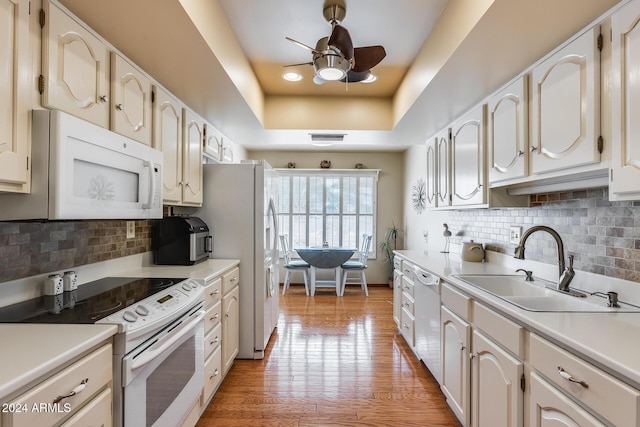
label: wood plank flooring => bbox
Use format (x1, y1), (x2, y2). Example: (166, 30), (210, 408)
(197, 285), (461, 426)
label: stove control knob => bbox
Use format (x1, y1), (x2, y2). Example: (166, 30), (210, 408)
(135, 305), (150, 316)
(123, 310), (138, 323)
(182, 283), (192, 292)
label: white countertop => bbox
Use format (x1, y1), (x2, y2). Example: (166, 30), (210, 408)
(0, 258), (239, 401)
(0, 324), (118, 399)
(395, 249), (640, 389)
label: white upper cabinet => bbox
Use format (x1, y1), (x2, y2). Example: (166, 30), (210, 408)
(110, 53), (152, 145)
(152, 85), (183, 205)
(530, 26), (601, 175)
(41, 0), (110, 128)
(610, 0), (640, 200)
(203, 123), (223, 163)
(0, 0), (31, 193)
(451, 105), (486, 206)
(425, 135), (438, 209)
(182, 107), (204, 206)
(488, 76), (528, 184)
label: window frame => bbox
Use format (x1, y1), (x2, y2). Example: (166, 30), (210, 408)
(275, 168), (380, 259)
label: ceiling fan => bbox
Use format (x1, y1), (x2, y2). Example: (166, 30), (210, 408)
(284, 1), (386, 84)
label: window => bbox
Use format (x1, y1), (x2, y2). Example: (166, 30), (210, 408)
(276, 169), (378, 256)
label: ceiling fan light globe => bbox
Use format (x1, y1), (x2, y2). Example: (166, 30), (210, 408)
(317, 67), (345, 81)
(313, 54), (350, 81)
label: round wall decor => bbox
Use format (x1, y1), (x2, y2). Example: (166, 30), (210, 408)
(411, 178), (426, 214)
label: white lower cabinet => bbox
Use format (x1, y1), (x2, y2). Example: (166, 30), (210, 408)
(400, 270), (416, 352)
(471, 330), (523, 427)
(201, 277), (222, 409)
(440, 305), (471, 426)
(529, 372), (605, 427)
(221, 267), (240, 376)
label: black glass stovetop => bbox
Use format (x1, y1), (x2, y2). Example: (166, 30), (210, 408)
(0, 277), (186, 324)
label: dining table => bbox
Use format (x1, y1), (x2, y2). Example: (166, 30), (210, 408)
(294, 245), (357, 296)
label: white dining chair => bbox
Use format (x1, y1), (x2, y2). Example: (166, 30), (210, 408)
(280, 235), (310, 295)
(340, 234), (373, 296)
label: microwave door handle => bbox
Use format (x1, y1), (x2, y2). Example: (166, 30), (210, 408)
(142, 160), (156, 209)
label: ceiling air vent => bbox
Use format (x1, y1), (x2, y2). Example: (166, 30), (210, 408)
(309, 133), (345, 142)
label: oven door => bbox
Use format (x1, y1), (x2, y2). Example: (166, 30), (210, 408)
(122, 308), (204, 427)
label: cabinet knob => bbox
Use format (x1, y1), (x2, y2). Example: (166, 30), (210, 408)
(115, 103), (123, 111)
(517, 150), (524, 157)
(99, 95), (108, 103)
(530, 146), (538, 152)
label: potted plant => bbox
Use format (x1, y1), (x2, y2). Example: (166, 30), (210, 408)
(379, 222), (403, 287)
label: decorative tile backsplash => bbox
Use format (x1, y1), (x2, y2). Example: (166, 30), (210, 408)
(446, 187), (640, 283)
(0, 220), (152, 283)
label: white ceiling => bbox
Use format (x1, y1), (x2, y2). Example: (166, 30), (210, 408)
(58, 0), (623, 152)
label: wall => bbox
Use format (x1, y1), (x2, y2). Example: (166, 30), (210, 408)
(247, 150), (405, 285)
(0, 220), (152, 284)
(402, 147), (640, 284)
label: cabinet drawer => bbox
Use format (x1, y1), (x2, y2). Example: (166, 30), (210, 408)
(400, 307), (415, 348)
(530, 334), (640, 426)
(204, 322), (222, 358)
(203, 346), (222, 403)
(401, 276), (414, 299)
(204, 300), (222, 333)
(473, 301), (524, 358)
(222, 267), (239, 294)
(401, 292), (415, 316)
(3, 344), (112, 427)
(401, 263), (415, 281)
(204, 278), (222, 306)
(393, 257), (402, 271)
(60, 388), (111, 427)
(441, 282), (471, 320)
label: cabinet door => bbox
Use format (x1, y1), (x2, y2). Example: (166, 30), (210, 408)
(203, 123), (223, 162)
(182, 108), (204, 205)
(441, 306), (471, 426)
(529, 372), (605, 427)
(153, 86), (183, 204)
(611, 0), (640, 199)
(0, 0), (30, 193)
(451, 105), (486, 206)
(435, 128), (451, 207)
(222, 285), (239, 375)
(393, 269), (402, 326)
(222, 138), (234, 163)
(60, 388), (112, 427)
(488, 76), (528, 184)
(425, 136), (438, 208)
(471, 331), (524, 427)
(530, 27), (600, 175)
(42, 0), (110, 128)
(111, 53), (152, 145)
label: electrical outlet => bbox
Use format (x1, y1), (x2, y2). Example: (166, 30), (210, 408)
(126, 221), (135, 239)
(509, 225), (522, 245)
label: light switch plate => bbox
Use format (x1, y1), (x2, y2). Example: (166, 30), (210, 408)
(509, 226), (522, 245)
(126, 221), (135, 239)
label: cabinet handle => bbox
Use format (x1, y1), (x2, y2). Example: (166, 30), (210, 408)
(210, 368), (219, 380)
(517, 150), (524, 157)
(99, 95), (108, 103)
(530, 146), (538, 152)
(403, 323), (409, 329)
(460, 345), (466, 352)
(557, 366), (589, 388)
(53, 378), (89, 404)
(115, 103), (123, 111)
(469, 353), (475, 360)
(210, 337), (219, 345)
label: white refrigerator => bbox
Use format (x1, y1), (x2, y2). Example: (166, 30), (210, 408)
(192, 160), (279, 359)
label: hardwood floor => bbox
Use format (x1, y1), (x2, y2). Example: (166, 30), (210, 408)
(197, 285), (461, 426)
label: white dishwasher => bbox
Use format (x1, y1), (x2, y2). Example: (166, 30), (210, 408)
(413, 265), (442, 385)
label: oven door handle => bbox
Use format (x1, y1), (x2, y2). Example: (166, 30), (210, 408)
(130, 310), (204, 371)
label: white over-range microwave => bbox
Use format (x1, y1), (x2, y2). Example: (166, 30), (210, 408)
(0, 110), (163, 220)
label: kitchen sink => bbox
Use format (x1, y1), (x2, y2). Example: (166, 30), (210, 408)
(453, 274), (640, 312)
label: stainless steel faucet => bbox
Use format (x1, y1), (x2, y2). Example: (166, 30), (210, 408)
(513, 225), (575, 292)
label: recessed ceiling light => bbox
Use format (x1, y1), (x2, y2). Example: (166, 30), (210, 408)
(362, 73), (377, 84)
(283, 72), (302, 82)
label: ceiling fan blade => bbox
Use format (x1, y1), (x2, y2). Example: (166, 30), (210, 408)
(352, 46), (386, 73)
(285, 37), (319, 54)
(328, 25), (354, 60)
(283, 62), (313, 67)
(341, 69), (371, 83)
